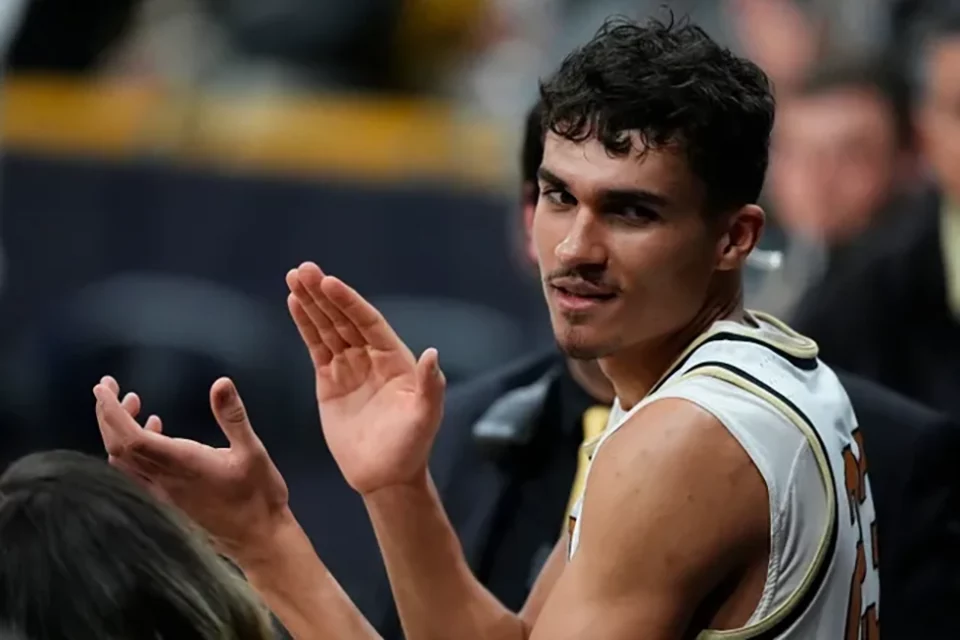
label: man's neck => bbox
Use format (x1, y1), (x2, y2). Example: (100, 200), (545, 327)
(566, 358), (616, 405)
(599, 292), (744, 410)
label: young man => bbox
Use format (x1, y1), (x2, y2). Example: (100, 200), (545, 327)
(94, 16), (879, 640)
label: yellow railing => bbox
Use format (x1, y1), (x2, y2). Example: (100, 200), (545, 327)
(1, 76), (509, 187)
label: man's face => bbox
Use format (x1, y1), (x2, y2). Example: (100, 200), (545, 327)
(920, 37), (960, 203)
(769, 88), (901, 244)
(531, 132), (754, 360)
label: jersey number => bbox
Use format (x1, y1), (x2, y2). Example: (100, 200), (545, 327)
(843, 429), (879, 640)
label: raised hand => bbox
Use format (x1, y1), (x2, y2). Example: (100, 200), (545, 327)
(286, 262), (446, 495)
(93, 375), (290, 561)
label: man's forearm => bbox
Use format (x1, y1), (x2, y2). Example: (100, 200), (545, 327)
(235, 507), (381, 640)
(363, 472), (527, 640)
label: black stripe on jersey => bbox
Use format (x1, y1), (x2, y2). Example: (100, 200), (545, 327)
(684, 361), (839, 640)
(649, 332), (818, 396)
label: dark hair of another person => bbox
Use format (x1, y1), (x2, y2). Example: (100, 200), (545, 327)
(0, 451), (275, 640)
(521, 100), (545, 205)
(538, 14), (776, 214)
(797, 58), (913, 150)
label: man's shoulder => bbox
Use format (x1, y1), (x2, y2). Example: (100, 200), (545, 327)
(597, 396), (766, 499)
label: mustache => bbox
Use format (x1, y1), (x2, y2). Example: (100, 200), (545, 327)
(544, 266), (618, 290)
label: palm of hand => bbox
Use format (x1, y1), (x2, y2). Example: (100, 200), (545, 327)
(287, 264), (445, 495)
(317, 348), (436, 493)
(166, 441), (288, 554)
(94, 376), (290, 558)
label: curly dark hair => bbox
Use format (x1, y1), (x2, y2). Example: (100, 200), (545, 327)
(539, 14), (775, 213)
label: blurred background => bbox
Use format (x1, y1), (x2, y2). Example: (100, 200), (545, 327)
(1, 0), (959, 583)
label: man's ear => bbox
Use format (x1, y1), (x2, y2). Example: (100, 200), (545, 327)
(716, 204), (765, 271)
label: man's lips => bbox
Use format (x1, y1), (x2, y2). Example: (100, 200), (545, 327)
(549, 279), (618, 311)
(548, 277), (617, 298)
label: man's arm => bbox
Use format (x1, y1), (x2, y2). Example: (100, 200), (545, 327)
(234, 508), (382, 640)
(92, 377), (382, 640)
(363, 398), (770, 640)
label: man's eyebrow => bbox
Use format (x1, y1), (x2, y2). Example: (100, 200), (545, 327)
(537, 167), (672, 208)
(536, 167), (567, 188)
(599, 188), (671, 208)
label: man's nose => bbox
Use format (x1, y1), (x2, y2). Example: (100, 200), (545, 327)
(554, 209), (607, 267)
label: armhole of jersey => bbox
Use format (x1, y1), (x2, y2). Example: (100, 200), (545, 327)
(670, 363), (839, 640)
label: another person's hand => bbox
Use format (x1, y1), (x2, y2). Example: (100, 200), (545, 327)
(93, 375), (290, 562)
(286, 262), (446, 495)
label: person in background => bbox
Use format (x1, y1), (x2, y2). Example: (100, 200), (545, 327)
(0, 449), (275, 640)
(771, 58), (916, 252)
(793, 7), (960, 421)
(752, 57), (918, 317)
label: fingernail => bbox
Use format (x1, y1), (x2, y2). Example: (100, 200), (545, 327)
(216, 378), (236, 402)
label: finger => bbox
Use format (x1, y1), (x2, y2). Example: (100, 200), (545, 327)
(287, 268), (349, 354)
(321, 276), (411, 355)
(100, 375), (120, 396)
(94, 383), (136, 451)
(296, 263), (365, 348)
(145, 415), (163, 434)
(415, 347), (446, 410)
(121, 392), (142, 420)
(94, 385), (182, 464)
(209, 377), (260, 451)
(287, 293), (333, 367)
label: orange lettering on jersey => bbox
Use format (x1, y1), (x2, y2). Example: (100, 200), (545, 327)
(863, 604), (880, 640)
(842, 444), (868, 526)
(843, 428), (879, 640)
(845, 540), (866, 640)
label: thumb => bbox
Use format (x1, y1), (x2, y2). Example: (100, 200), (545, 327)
(209, 377), (259, 450)
(415, 348), (446, 409)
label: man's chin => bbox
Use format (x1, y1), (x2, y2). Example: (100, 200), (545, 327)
(555, 332), (614, 361)
(559, 343), (605, 360)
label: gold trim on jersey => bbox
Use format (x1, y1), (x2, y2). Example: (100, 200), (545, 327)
(674, 365), (837, 640)
(579, 311), (818, 458)
(648, 310), (818, 395)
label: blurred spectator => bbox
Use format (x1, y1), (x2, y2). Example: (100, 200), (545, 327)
(8, 0), (140, 73)
(392, 0), (496, 94)
(188, 0), (405, 92)
(752, 58), (917, 316)
(793, 7), (960, 420)
(771, 58), (916, 248)
(13, 0), (465, 94)
(109, 0), (491, 95)
(0, 450), (275, 639)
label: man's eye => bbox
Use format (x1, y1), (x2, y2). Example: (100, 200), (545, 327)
(542, 189), (575, 206)
(617, 205), (658, 221)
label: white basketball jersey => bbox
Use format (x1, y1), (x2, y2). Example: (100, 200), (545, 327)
(568, 311), (880, 639)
